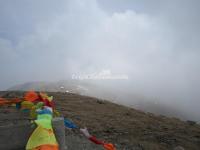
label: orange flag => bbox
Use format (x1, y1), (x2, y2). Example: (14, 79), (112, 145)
(24, 91), (39, 102)
(103, 143), (116, 150)
(0, 98), (21, 106)
(33, 144), (59, 150)
(0, 98), (7, 105)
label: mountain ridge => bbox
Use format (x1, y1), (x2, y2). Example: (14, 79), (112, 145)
(7, 81), (194, 122)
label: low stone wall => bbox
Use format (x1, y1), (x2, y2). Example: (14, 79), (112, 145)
(0, 117), (65, 150)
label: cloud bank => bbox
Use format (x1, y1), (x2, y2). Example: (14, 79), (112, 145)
(0, 0), (200, 120)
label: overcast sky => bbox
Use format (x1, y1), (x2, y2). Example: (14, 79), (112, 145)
(0, 0), (200, 119)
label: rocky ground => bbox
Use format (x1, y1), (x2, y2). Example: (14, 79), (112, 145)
(0, 91), (200, 150)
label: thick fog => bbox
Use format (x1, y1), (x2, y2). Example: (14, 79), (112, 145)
(0, 0), (200, 121)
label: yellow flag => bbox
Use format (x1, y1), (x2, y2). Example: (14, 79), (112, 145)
(26, 125), (58, 150)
